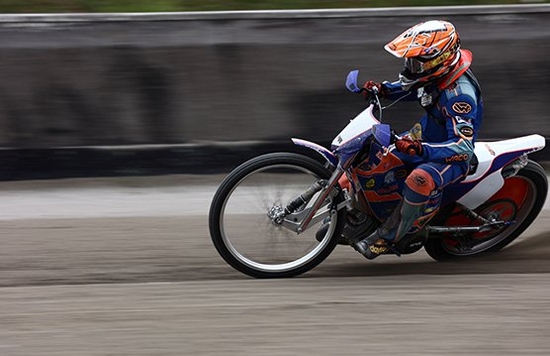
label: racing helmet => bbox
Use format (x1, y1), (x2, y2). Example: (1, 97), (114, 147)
(384, 20), (461, 89)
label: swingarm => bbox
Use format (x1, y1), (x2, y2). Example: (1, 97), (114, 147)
(426, 203), (515, 235)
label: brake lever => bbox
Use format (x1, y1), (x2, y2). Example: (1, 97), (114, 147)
(381, 130), (400, 157)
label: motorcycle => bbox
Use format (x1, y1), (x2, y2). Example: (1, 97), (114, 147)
(209, 70), (548, 278)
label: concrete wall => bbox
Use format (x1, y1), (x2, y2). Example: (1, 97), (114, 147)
(0, 5), (549, 177)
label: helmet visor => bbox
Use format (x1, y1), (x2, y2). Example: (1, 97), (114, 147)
(404, 58), (425, 74)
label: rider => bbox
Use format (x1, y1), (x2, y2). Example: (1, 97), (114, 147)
(353, 20), (483, 259)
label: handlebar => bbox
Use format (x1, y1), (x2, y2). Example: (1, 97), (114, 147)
(360, 87), (384, 121)
(346, 70), (419, 152)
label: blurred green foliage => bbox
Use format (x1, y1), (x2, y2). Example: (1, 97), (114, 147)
(0, 0), (548, 13)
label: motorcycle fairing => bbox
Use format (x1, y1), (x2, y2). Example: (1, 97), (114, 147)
(444, 134), (545, 209)
(353, 148), (407, 221)
(291, 138), (338, 167)
(331, 105), (380, 149)
(292, 105), (382, 169)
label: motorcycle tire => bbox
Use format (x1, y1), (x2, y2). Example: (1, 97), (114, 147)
(209, 152), (346, 278)
(425, 160), (548, 261)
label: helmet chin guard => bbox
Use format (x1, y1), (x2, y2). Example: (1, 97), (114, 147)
(397, 73), (419, 91)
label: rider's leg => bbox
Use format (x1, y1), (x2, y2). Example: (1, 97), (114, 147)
(354, 167), (437, 259)
(354, 162), (469, 259)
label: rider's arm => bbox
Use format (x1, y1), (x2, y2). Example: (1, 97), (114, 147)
(381, 81), (416, 101)
(419, 94), (477, 164)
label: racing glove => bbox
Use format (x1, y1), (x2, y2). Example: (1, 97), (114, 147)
(395, 136), (423, 156)
(362, 80), (387, 100)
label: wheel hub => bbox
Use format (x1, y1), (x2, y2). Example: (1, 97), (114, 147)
(267, 205), (285, 225)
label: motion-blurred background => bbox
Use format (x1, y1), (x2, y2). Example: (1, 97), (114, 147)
(0, 1), (548, 179)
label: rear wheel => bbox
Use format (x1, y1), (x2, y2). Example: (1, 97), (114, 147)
(209, 153), (346, 278)
(425, 160), (548, 261)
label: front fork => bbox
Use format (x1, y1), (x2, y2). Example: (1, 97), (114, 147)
(268, 165), (351, 234)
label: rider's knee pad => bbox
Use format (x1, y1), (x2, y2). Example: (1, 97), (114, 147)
(405, 168), (436, 199)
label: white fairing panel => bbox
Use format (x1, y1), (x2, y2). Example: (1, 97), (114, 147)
(458, 170), (505, 210)
(331, 105), (379, 148)
(458, 134), (545, 209)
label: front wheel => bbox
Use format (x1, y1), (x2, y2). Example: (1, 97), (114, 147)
(209, 152), (346, 278)
(425, 160), (548, 261)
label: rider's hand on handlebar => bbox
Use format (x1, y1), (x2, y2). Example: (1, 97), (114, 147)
(362, 81), (386, 101)
(395, 136), (423, 156)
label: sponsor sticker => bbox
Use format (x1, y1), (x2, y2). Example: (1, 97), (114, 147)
(384, 171), (395, 185)
(445, 153), (470, 163)
(460, 126), (474, 137)
(409, 123), (423, 141)
(395, 169), (408, 179)
(452, 101), (472, 114)
(366, 179), (376, 189)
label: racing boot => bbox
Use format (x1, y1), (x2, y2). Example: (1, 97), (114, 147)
(353, 198), (426, 260)
(353, 230), (389, 259)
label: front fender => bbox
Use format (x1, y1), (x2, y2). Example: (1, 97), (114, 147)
(291, 138), (338, 168)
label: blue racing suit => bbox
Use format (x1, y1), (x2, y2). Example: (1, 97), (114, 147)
(376, 64), (484, 242)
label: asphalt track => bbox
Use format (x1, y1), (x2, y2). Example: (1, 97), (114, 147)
(1, 175), (549, 355)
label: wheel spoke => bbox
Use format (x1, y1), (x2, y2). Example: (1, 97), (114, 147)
(215, 158), (341, 275)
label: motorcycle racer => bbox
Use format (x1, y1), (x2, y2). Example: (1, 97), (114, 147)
(353, 20), (484, 259)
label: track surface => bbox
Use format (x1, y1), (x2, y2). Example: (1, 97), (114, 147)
(1, 175), (549, 355)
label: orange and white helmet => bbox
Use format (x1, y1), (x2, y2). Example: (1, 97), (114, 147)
(384, 20), (461, 89)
